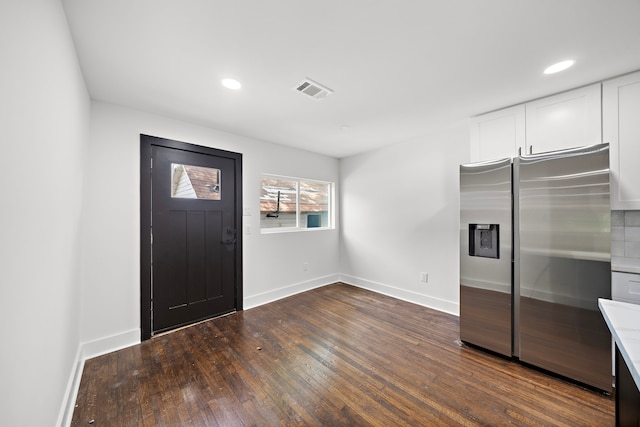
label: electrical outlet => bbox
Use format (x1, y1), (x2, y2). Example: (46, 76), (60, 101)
(420, 272), (429, 283)
(303, 262), (309, 272)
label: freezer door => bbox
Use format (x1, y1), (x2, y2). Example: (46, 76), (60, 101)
(460, 158), (513, 357)
(517, 143), (612, 392)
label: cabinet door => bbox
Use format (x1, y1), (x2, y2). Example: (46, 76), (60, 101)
(525, 83), (602, 154)
(604, 71), (640, 210)
(470, 104), (525, 162)
(612, 272), (640, 303)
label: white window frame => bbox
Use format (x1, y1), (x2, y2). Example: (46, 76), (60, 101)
(259, 174), (335, 233)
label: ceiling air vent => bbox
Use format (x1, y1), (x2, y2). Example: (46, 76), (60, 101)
(294, 78), (333, 100)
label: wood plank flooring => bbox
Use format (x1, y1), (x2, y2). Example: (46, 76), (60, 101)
(71, 283), (614, 426)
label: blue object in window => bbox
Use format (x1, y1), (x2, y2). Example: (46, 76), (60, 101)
(307, 214), (321, 228)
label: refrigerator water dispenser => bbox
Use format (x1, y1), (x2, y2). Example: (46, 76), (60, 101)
(468, 224), (499, 259)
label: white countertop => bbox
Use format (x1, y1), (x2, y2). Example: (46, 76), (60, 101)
(598, 298), (640, 390)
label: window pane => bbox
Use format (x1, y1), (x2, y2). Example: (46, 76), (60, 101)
(171, 164), (221, 200)
(260, 178), (298, 228)
(260, 175), (333, 231)
(300, 180), (330, 228)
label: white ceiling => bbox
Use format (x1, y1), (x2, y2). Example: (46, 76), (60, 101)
(62, 0), (640, 158)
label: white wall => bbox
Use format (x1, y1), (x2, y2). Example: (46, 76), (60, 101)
(80, 101), (341, 348)
(0, 1), (90, 426)
(339, 124), (469, 315)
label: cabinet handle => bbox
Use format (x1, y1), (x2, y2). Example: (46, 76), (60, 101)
(529, 145), (533, 154)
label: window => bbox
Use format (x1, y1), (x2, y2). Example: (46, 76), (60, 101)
(171, 163), (221, 200)
(260, 175), (333, 231)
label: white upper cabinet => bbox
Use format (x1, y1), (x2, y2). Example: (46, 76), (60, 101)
(469, 104), (525, 163)
(525, 83), (602, 154)
(604, 71), (640, 210)
(470, 83), (602, 162)
(469, 72), (640, 210)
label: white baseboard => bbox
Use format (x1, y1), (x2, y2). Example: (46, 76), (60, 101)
(339, 274), (459, 316)
(58, 329), (140, 427)
(56, 346), (84, 427)
(81, 328), (140, 361)
(244, 274), (341, 310)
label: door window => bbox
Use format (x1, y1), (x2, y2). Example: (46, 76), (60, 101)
(171, 163), (221, 200)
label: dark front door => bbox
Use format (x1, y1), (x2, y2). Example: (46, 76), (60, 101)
(140, 135), (242, 339)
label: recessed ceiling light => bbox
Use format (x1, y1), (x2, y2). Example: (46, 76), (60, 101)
(544, 60), (575, 75)
(221, 78), (242, 90)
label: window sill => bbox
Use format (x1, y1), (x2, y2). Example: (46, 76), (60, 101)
(260, 227), (335, 235)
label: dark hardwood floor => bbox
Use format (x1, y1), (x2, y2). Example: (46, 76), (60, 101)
(72, 283), (614, 426)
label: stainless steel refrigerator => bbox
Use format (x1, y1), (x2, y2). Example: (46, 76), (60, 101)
(460, 143), (612, 392)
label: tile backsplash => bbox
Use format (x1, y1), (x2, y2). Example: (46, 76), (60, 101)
(611, 210), (640, 270)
